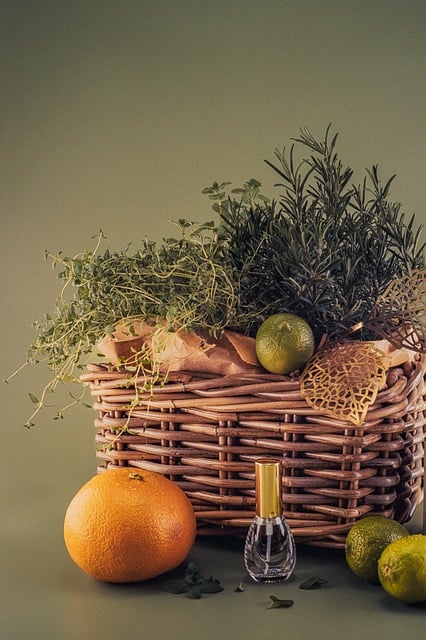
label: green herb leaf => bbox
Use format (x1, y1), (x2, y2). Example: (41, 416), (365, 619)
(200, 578), (224, 594)
(163, 580), (189, 595)
(234, 582), (245, 592)
(163, 562), (223, 599)
(188, 585), (203, 599)
(184, 561), (204, 585)
(299, 576), (328, 590)
(267, 595), (294, 609)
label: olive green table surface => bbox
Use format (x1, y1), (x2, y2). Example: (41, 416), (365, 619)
(1, 485), (424, 640)
(1, 394), (424, 640)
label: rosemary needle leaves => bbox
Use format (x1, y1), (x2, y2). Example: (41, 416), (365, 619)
(216, 126), (424, 342)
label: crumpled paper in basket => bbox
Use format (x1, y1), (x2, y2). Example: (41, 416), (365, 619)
(98, 319), (263, 375)
(371, 339), (426, 370)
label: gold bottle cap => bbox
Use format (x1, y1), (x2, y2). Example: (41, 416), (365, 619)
(255, 458), (282, 518)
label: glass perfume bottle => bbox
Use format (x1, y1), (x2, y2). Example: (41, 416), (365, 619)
(244, 458), (296, 583)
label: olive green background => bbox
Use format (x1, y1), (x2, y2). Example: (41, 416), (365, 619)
(1, 2), (425, 639)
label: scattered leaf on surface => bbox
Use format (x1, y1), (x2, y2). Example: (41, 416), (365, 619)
(267, 595), (294, 609)
(163, 580), (189, 595)
(299, 576), (328, 590)
(163, 562), (223, 599)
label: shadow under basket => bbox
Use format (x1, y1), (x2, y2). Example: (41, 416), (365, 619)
(80, 358), (426, 549)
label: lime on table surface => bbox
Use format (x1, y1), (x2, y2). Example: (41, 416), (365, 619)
(345, 515), (409, 583)
(378, 534), (426, 604)
(255, 312), (315, 375)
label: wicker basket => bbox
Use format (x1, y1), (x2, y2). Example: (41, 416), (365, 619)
(81, 356), (426, 548)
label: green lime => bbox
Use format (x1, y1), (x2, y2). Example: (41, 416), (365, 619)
(345, 515), (409, 583)
(378, 534), (426, 604)
(255, 312), (315, 375)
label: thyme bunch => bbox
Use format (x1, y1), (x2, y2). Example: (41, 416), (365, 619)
(34, 220), (237, 366)
(9, 221), (237, 426)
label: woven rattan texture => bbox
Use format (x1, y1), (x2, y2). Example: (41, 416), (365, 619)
(81, 358), (426, 548)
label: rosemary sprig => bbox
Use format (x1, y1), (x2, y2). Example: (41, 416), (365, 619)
(216, 125), (425, 341)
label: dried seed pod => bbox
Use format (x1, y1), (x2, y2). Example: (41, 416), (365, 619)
(300, 341), (389, 426)
(364, 269), (426, 354)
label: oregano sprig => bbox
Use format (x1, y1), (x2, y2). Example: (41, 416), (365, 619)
(163, 561), (224, 599)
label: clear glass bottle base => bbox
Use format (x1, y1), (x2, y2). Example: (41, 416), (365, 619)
(246, 570), (289, 584)
(244, 515), (296, 583)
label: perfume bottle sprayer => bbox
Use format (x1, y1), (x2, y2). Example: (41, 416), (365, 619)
(244, 458), (296, 583)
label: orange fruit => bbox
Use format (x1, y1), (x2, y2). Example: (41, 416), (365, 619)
(255, 312), (315, 374)
(63, 467), (197, 583)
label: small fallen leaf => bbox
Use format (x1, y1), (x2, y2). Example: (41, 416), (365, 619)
(299, 576), (328, 590)
(163, 562), (224, 599)
(267, 595), (294, 609)
(163, 580), (189, 595)
(199, 578), (224, 594)
(188, 585), (203, 599)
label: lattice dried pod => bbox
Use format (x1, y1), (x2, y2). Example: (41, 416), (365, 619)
(300, 341), (390, 426)
(363, 268), (426, 354)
